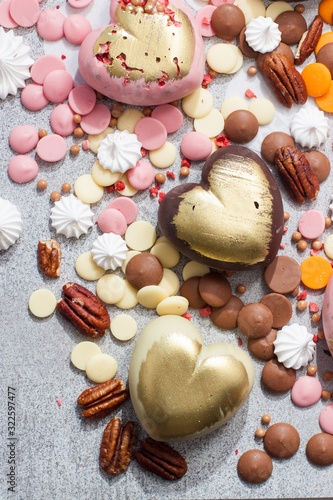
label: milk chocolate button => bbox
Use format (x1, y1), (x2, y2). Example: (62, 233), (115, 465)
(211, 4), (245, 40)
(264, 256), (301, 294)
(262, 359), (296, 393)
(198, 272), (232, 308)
(248, 328), (277, 361)
(275, 11), (307, 45)
(306, 433), (333, 466)
(125, 253), (163, 290)
(257, 42), (294, 72)
(180, 276), (207, 309)
(260, 293), (292, 329)
(316, 43), (333, 79)
(304, 151), (330, 183)
(210, 295), (244, 330)
(261, 131), (295, 164)
(237, 303), (273, 339)
(224, 110), (259, 144)
(264, 423), (300, 459)
(239, 26), (259, 59)
(237, 449), (273, 484)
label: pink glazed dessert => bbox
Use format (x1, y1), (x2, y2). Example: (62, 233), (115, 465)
(322, 274), (333, 356)
(78, 0), (205, 106)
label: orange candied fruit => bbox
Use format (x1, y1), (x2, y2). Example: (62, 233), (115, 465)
(316, 81), (333, 113)
(315, 31), (333, 55)
(319, 0), (333, 25)
(301, 63), (331, 97)
(300, 255), (332, 289)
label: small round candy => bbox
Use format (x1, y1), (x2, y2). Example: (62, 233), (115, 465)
(28, 289), (57, 318)
(62, 182), (71, 193)
(43, 70), (74, 103)
(70, 145), (80, 155)
(9, 125), (39, 153)
(237, 450), (272, 484)
(37, 134), (67, 162)
(71, 341), (102, 370)
(181, 132), (212, 161)
(38, 129), (48, 139)
(180, 166), (190, 177)
(126, 253), (163, 290)
(297, 299), (308, 311)
(86, 354), (118, 383)
(291, 375), (322, 407)
(262, 414), (271, 424)
(301, 256), (332, 289)
(224, 110), (258, 143)
(37, 179), (47, 190)
(63, 14), (92, 45)
(292, 231), (302, 241)
(264, 423), (300, 459)
(255, 428), (266, 438)
(298, 240), (307, 251)
(298, 210), (325, 240)
(50, 191), (61, 202)
(97, 208), (127, 236)
(8, 155), (39, 183)
(155, 173), (166, 183)
(307, 365), (318, 376)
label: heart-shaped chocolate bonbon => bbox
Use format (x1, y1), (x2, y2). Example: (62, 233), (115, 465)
(129, 315), (254, 441)
(158, 145), (284, 270)
(78, 0), (204, 106)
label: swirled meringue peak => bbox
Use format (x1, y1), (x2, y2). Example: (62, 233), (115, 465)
(97, 130), (142, 174)
(50, 194), (94, 239)
(290, 106), (329, 149)
(0, 28), (34, 100)
(245, 16), (281, 53)
(273, 323), (315, 370)
(91, 233), (128, 270)
(0, 198), (23, 250)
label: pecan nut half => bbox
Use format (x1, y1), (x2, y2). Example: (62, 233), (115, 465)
(77, 378), (129, 420)
(38, 239), (61, 277)
(100, 417), (137, 475)
(57, 282), (110, 338)
(295, 15), (323, 65)
(263, 54), (307, 108)
(134, 438), (187, 481)
(275, 146), (319, 203)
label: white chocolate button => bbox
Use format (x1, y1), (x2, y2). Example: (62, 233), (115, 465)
(149, 141), (177, 169)
(206, 44), (238, 74)
(96, 274), (126, 304)
(86, 353), (118, 383)
(182, 88), (214, 119)
(74, 174), (104, 204)
(28, 289), (57, 318)
(194, 108), (224, 138)
(182, 260), (210, 281)
(210, 138), (218, 155)
(324, 234), (333, 259)
(226, 48), (243, 74)
(75, 251), (105, 281)
(266, 1), (293, 21)
(248, 98), (275, 125)
(121, 250), (141, 273)
(234, 0), (266, 24)
(117, 109), (144, 134)
(156, 296), (189, 316)
(117, 172), (139, 197)
(115, 280), (138, 309)
(125, 221), (156, 251)
(71, 341), (102, 370)
(159, 268), (180, 296)
(220, 96), (248, 119)
(137, 285), (169, 308)
(151, 241), (180, 268)
(88, 127), (114, 154)
(110, 313), (137, 341)
(91, 160), (122, 187)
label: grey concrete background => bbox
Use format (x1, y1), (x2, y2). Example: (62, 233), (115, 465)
(0, 0), (332, 498)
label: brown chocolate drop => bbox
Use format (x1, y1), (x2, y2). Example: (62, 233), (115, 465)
(248, 328), (277, 361)
(262, 359), (296, 393)
(275, 11), (307, 45)
(126, 253), (163, 290)
(260, 293), (292, 329)
(210, 295), (244, 330)
(224, 110), (259, 144)
(239, 26), (259, 58)
(237, 303), (273, 339)
(211, 4), (245, 39)
(304, 151), (330, 183)
(264, 423), (300, 459)
(257, 42), (294, 72)
(264, 256), (301, 294)
(237, 449), (273, 484)
(261, 132), (295, 164)
(316, 43), (333, 78)
(306, 433), (333, 466)
(198, 272), (232, 308)
(180, 276), (207, 309)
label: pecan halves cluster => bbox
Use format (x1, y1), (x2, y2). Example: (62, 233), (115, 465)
(263, 54), (307, 108)
(77, 379), (129, 420)
(134, 438), (187, 481)
(38, 239), (61, 277)
(295, 15), (323, 65)
(275, 146), (319, 203)
(57, 282), (110, 338)
(100, 417), (137, 475)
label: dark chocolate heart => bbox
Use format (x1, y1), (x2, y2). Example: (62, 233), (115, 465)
(158, 145), (284, 271)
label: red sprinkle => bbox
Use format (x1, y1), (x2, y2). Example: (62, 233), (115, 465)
(150, 187), (158, 197)
(280, 243), (285, 249)
(56, 5), (60, 8)
(106, 185), (116, 193)
(56, 398), (62, 407)
(235, 449), (239, 455)
(313, 335), (319, 343)
(61, 55), (66, 60)
(245, 89), (257, 98)
(200, 306), (211, 316)
(115, 181), (125, 191)
(297, 290), (307, 300)
(183, 313), (192, 320)
(238, 338), (243, 346)
(158, 192), (166, 203)
(155, 183), (161, 190)
(309, 302), (319, 313)
(141, 147), (147, 157)
(181, 158), (191, 168)
(167, 171), (175, 179)
(215, 134), (230, 148)
(283, 226), (288, 234)
(202, 74), (213, 89)
(310, 249), (319, 256)
(202, 16), (211, 24)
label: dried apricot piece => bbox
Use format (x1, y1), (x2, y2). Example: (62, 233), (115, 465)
(301, 256), (332, 289)
(301, 63), (331, 97)
(316, 81), (333, 112)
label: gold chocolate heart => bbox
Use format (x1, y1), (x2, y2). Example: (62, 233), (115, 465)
(129, 316), (254, 441)
(158, 145), (284, 270)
